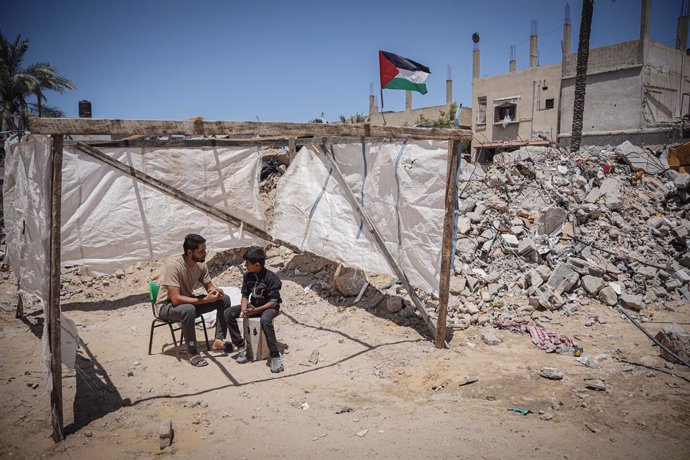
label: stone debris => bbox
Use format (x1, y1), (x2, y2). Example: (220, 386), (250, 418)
(333, 264), (368, 297)
(159, 418), (173, 450)
(654, 324), (690, 364)
(425, 141), (689, 330)
(539, 367), (564, 380)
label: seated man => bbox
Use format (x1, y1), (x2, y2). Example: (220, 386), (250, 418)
(154, 234), (236, 367)
(225, 246), (284, 373)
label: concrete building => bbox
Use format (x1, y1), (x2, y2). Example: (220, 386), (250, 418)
(471, 1), (690, 161)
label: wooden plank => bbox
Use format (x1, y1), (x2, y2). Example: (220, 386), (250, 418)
(316, 143), (439, 341)
(29, 117), (471, 141)
(72, 142), (273, 242)
(435, 140), (459, 349)
(69, 136), (455, 150)
(49, 135), (64, 442)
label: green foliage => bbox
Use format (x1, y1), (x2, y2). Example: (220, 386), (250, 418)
(415, 103), (458, 128)
(338, 113), (367, 124)
(0, 32), (75, 132)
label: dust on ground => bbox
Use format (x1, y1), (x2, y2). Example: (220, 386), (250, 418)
(0, 245), (689, 459)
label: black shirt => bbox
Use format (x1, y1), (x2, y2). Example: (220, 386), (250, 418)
(242, 268), (282, 308)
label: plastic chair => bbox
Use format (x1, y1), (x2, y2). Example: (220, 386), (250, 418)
(148, 281), (210, 355)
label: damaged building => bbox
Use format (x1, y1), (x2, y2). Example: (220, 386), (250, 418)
(471, 0), (690, 162)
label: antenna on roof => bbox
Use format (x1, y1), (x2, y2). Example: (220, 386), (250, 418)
(510, 45), (516, 61)
(369, 82), (374, 96)
(683, 0), (690, 16)
(447, 65), (452, 80)
(531, 19), (538, 36)
(565, 2), (571, 25)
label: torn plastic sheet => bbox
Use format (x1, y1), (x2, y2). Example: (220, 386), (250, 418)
(273, 141), (448, 294)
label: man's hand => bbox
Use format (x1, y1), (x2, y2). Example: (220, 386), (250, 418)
(204, 289), (222, 303)
(241, 306), (254, 318)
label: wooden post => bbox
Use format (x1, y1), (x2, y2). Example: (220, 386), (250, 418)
(288, 137), (297, 164)
(435, 140), (459, 348)
(317, 143), (440, 341)
(49, 135), (64, 442)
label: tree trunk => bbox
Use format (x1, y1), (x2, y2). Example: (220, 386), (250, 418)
(570, 0), (594, 153)
(36, 92), (42, 117)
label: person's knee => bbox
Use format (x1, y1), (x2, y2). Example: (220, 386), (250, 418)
(228, 305), (242, 318)
(221, 293), (232, 307)
(179, 304), (196, 321)
(260, 314), (274, 328)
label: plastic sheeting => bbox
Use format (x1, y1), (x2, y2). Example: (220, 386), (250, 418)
(3, 135), (54, 388)
(60, 142), (267, 274)
(3, 135), (268, 381)
(273, 141), (449, 294)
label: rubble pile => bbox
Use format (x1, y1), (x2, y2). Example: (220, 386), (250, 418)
(435, 143), (690, 330)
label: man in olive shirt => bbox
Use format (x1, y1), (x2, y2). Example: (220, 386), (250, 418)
(155, 234), (235, 367)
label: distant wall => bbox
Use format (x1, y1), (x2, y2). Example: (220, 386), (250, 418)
(563, 40), (641, 77)
(560, 66), (642, 135)
(368, 104), (472, 128)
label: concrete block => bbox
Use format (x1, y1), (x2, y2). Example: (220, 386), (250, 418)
(243, 317), (271, 361)
(159, 418), (173, 450)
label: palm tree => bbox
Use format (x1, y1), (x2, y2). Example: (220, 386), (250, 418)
(569, 0), (594, 152)
(0, 31), (75, 133)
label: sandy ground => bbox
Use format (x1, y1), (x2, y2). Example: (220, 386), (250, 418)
(0, 245), (689, 460)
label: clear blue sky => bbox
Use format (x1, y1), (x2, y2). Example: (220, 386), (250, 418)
(2, 0), (683, 122)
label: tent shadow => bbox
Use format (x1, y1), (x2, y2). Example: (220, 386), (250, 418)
(64, 340), (131, 436)
(275, 252), (432, 340)
(62, 293), (149, 312)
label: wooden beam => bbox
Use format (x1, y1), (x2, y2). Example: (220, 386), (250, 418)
(72, 142), (273, 242)
(29, 117), (471, 141)
(69, 136), (456, 150)
(435, 140), (459, 349)
(316, 143), (439, 341)
(49, 135), (64, 442)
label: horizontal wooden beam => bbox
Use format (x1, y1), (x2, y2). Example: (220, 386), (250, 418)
(66, 135), (460, 150)
(29, 117), (470, 141)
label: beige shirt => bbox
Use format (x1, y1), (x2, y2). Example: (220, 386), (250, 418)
(154, 255), (212, 315)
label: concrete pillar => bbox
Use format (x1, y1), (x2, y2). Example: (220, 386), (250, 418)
(369, 94), (378, 115)
(446, 80), (453, 105)
(530, 35), (538, 68)
(405, 90), (412, 112)
(677, 15), (689, 50)
(509, 59), (516, 72)
(472, 48), (480, 80)
(640, 0), (650, 41)
(563, 22), (571, 56)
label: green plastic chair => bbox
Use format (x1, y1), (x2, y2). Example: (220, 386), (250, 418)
(147, 281), (210, 355)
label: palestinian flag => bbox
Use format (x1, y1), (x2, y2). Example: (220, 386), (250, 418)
(379, 50), (430, 95)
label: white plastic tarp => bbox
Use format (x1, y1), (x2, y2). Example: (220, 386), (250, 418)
(3, 135), (268, 378)
(273, 141), (449, 294)
(60, 142), (266, 273)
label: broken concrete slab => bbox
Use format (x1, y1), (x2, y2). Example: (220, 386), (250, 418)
(333, 264), (368, 297)
(537, 207), (568, 236)
(654, 324), (690, 364)
(582, 275), (604, 295)
(598, 286), (618, 306)
(600, 178), (623, 211)
(620, 293), (644, 311)
(615, 140), (667, 174)
(547, 263), (580, 294)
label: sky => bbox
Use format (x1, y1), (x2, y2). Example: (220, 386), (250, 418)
(2, 0), (684, 123)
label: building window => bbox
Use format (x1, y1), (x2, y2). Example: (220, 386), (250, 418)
(476, 96), (486, 125)
(545, 98), (554, 110)
(494, 97), (519, 124)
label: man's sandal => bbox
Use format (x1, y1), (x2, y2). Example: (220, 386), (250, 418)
(190, 355), (208, 367)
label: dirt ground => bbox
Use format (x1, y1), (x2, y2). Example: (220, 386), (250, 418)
(0, 244), (689, 460)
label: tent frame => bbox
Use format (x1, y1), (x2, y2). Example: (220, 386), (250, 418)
(27, 116), (469, 441)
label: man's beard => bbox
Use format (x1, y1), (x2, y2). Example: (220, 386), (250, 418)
(192, 254), (206, 262)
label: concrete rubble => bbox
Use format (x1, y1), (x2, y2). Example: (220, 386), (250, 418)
(424, 142), (689, 333)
